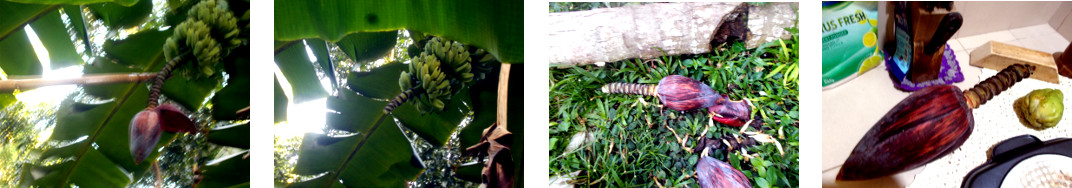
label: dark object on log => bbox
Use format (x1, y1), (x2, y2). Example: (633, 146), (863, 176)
(838, 64), (1035, 181)
(696, 156), (752, 188)
(711, 3), (750, 49)
(601, 75), (752, 127)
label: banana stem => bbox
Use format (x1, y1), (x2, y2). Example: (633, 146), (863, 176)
(0, 73), (157, 92)
(147, 53), (190, 109)
(963, 64), (1035, 109)
(384, 88), (422, 113)
(601, 83), (658, 96)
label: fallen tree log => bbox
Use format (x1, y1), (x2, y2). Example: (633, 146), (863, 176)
(548, 2), (797, 67)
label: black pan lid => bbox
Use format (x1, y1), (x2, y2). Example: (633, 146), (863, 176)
(962, 135), (1072, 188)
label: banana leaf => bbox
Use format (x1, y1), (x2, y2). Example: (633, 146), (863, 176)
(197, 150), (250, 187)
(274, 0), (523, 63)
(289, 89), (425, 187)
(275, 43), (327, 103)
(12, 0), (251, 184)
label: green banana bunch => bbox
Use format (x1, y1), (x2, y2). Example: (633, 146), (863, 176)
(188, 0), (241, 49)
(161, 0), (241, 80)
(425, 37), (474, 84)
(1015, 88), (1064, 130)
(399, 52), (450, 113)
(164, 20), (222, 79)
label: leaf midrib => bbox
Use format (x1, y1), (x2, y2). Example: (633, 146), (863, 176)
(321, 111), (390, 187)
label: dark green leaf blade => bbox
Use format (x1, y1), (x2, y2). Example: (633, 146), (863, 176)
(162, 75), (220, 110)
(208, 123), (249, 149)
(325, 89), (386, 132)
(213, 45), (250, 120)
(86, 0), (152, 29)
(275, 43), (327, 103)
(197, 150), (250, 187)
(0, 1), (54, 40)
(0, 28), (43, 76)
(85, 28), (167, 99)
(345, 62), (404, 100)
(211, 76), (249, 120)
(391, 88), (469, 147)
(335, 31), (397, 64)
(304, 38), (336, 89)
(291, 92), (424, 187)
(274, 76), (288, 123)
(29, 9), (84, 68)
(7, 0), (139, 6)
(101, 29), (169, 67)
(273, 0), (523, 63)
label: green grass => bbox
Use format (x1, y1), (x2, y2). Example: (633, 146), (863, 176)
(548, 28), (799, 188)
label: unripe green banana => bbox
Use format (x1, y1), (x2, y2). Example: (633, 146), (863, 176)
(160, 0), (244, 81)
(431, 99), (445, 111)
(398, 71), (412, 90)
(396, 53), (454, 114)
(188, 0), (241, 50)
(424, 37), (474, 84)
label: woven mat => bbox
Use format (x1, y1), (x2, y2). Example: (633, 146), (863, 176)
(910, 69), (1072, 187)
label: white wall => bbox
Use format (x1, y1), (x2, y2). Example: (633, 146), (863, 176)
(1050, 2), (1072, 40)
(955, 1), (1061, 38)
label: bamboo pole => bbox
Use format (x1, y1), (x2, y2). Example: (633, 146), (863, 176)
(0, 73), (157, 92)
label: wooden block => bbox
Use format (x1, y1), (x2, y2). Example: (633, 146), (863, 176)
(969, 41), (1060, 84)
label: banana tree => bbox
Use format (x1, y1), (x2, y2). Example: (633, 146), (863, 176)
(0, 0), (249, 186)
(274, 0), (523, 187)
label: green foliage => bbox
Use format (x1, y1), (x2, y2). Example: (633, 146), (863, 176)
(549, 28), (799, 187)
(336, 31), (398, 64)
(0, 0), (250, 186)
(276, 13), (518, 187)
(274, 0), (523, 63)
(29, 10), (84, 68)
(87, 0), (152, 29)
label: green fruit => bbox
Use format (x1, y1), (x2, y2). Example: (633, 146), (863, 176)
(398, 52), (452, 114)
(165, 20), (222, 79)
(425, 37), (473, 84)
(188, 0), (241, 49)
(398, 71), (412, 89)
(1015, 88), (1064, 130)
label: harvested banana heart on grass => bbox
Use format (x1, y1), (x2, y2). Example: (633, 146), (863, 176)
(601, 75), (753, 127)
(838, 64), (1035, 181)
(696, 156), (752, 188)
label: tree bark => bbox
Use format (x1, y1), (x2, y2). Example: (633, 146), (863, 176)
(548, 2), (798, 67)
